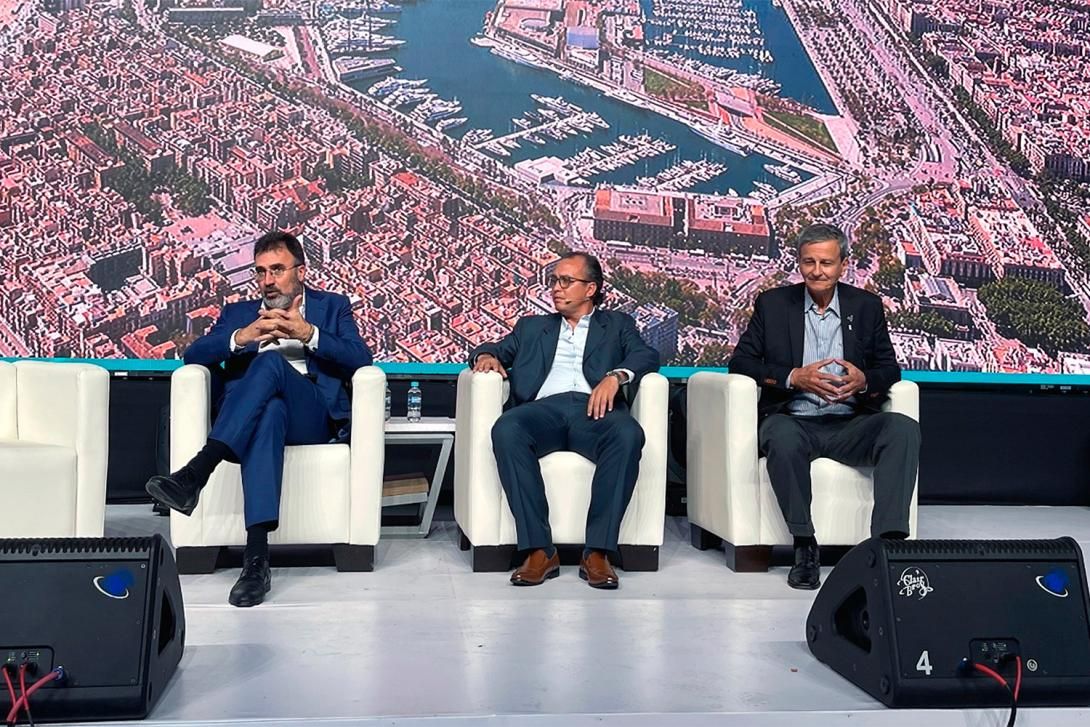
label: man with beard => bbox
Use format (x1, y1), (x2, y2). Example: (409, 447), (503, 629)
(470, 252), (659, 589)
(146, 231), (373, 606)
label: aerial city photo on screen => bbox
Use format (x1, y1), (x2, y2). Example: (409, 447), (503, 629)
(1, 0), (1089, 372)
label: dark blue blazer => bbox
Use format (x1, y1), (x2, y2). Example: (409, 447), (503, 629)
(469, 309), (660, 407)
(728, 282), (901, 418)
(184, 287), (373, 421)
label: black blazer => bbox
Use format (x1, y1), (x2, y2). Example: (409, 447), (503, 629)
(468, 309), (660, 408)
(184, 286), (373, 422)
(728, 282), (901, 418)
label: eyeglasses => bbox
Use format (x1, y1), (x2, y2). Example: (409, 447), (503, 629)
(546, 274), (592, 289)
(253, 264), (302, 280)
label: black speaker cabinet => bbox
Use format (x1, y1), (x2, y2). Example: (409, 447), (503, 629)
(807, 537), (1090, 708)
(0, 535), (185, 722)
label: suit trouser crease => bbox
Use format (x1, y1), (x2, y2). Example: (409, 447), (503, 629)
(758, 412), (920, 538)
(208, 353), (333, 528)
(491, 393), (644, 553)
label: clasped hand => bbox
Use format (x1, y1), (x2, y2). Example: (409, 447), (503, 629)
(790, 358), (866, 402)
(236, 295), (313, 347)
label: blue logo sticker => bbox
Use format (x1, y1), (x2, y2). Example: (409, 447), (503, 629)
(92, 569), (134, 600)
(1036, 568), (1070, 598)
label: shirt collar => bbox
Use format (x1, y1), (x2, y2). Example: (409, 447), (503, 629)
(803, 287), (840, 317)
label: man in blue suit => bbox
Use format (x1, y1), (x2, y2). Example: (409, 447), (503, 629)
(146, 231), (373, 607)
(470, 252), (659, 589)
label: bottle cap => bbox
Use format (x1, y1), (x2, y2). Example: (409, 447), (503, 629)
(411, 381), (419, 387)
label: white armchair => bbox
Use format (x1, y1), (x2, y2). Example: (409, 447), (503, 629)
(0, 361), (109, 538)
(167, 363), (386, 573)
(454, 369), (669, 571)
(686, 372), (919, 571)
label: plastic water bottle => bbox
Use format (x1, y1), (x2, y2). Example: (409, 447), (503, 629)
(406, 381), (422, 423)
(384, 384), (391, 421)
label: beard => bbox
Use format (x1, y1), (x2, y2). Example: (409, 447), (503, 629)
(265, 292), (294, 310)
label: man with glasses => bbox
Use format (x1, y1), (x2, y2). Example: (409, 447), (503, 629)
(470, 252), (659, 589)
(146, 231), (372, 607)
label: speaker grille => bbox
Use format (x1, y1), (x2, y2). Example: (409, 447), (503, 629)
(0, 536), (159, 557)
(883, 537), (1079, 559)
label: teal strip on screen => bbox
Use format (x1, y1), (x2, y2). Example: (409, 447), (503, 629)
(4, 357), (1090, 385)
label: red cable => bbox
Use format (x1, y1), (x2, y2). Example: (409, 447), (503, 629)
(18, 666), (31, 727)
(1014, 655), (1023, 702)
(3, 670), (60, 725)
(2, 669), (16, 726)
(972, 661), (1009, 690)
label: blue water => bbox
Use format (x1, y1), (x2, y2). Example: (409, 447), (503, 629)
(350, 0), (835, 195)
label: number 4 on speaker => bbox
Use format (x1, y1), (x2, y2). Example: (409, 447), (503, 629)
(916, 650), (933, 676)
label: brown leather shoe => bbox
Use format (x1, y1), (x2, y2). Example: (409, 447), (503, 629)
(510, 549), (560, 586)
(579, 551), (619, 589)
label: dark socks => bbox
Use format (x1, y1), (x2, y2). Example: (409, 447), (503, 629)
(880, 531), (908, 540)
(187, 439), (232, 481)
(582, 547), (607, 560)
(245, 523), (272, 561)
(793, 535), (817, 549)
(542, 546), (557, 559)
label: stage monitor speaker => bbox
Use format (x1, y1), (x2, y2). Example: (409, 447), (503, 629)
(0, 535), (185, 722)
(807, 537), (1090, 708)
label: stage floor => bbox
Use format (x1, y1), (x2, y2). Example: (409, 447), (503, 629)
(87, 505), (1090, 727)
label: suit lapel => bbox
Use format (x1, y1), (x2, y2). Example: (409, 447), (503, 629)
(539, 314), (561, 371)
(303, 286), (325, 376)
(583, 312), (608, 365)
(788, 285), (805, 367)
(837, 284), (858, 364)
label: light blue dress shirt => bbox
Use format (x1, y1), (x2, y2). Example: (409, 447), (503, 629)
(788, 288), (855, 417)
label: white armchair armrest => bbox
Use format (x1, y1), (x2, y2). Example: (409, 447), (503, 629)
(620, 372), (669, 545)
(12, 361), (110, 536)
(453, 369), (509, 546)
(349, 365), (386, 545)
(686, 372), (762, 545)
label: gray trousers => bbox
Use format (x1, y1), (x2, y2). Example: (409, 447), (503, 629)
(758, 412), (921, 539)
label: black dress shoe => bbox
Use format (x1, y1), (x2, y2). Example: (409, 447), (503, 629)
(145, 465), (206, 516)
(228, 556), (271, 608)
(788, 542), (821, 590)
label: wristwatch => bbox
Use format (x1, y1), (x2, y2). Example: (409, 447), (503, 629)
(607, 370), (630, 385)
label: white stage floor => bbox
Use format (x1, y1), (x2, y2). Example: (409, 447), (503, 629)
(87, 505), (1090, 727)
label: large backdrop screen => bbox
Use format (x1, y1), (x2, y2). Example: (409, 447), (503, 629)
(1, 0), (1088, 375)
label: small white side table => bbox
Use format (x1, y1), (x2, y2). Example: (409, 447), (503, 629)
(382, 416), (455, 538)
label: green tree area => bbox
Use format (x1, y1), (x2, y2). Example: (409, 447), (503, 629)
(82, 122), (212, 226)
(1038, 173), (1090, 273)
(312, 163), (369, 194)
(872, 256), (905, 298)
(677, 340), (733, 367)
(950, 87), (1031, 176)
(763, 109), (837, 153)
(888, 310), (956, 338)
(978, 277), (1090, 357)
(642, 67), (707, 111)
(609, 264), (722, 328)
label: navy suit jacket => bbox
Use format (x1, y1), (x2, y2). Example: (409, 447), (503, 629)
(468, 309), (660, 408)
(728, 282), (901, 418)
(184, 286), (373, 422)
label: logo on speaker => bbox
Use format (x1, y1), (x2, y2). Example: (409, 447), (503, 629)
(92, 569), (134, 600)
(1035, 569), (1070, 598)
(897, 567), (934, 600)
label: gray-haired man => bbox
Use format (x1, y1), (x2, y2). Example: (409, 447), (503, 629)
(728, 224), (920, 590)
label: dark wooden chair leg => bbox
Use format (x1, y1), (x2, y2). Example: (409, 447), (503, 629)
(458, 527), (471, 552)
(724, 543), (772, 573)
(618, 545), (659, 572)
(690, 524), (723, 551)
(332, 544), (374, 572)
(175, 546), (224, 575)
